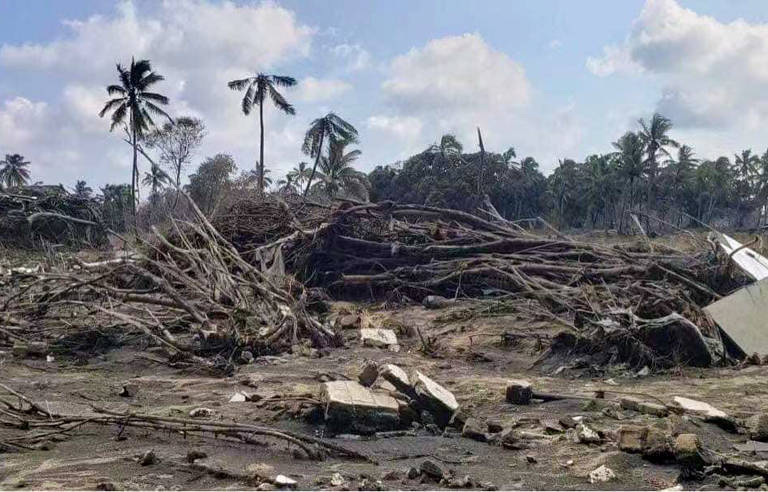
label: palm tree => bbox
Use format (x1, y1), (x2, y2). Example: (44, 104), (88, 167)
(0, 154), (31, 189)
(74, 180), (93, 198)
(302, 113), (358, 197)
(227, 73), (297, 192)
(287, 161), (311, 189)
(99, 58), (171, 217)
(734, 149), (759, 184)
(613, 131), (645, 230)
(311, 138), (369, 200)
(141, 163), (170, 196)
(637, 113), (679, 212)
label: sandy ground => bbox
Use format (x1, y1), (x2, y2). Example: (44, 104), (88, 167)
(2, 299), (768, 491)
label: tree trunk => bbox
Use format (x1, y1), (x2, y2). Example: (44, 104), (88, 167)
(131, 123), (138, 219)
(303, 132), (324, 198)
(259, 101), (265, 193)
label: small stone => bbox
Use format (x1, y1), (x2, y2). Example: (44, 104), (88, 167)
(229, 391), (247, 402)
(526, 455), (537, 464)
(637, 366), (650, 377)
(462, 417), (488, 442)
(448, 475), (472, 489)
(273, 474), (297, 488)
(588, 465), (616, 483)
(576, 423), (601, 444)
(95, 481), (117, 491)
(139, 450), (157, 466)
(750, 413), (768, 442)
(291, 448), (309, 460)
(499, 428), (519, 449)
(189, 407), (213, 418)
(505, 380), (533, 405)
(422, 295), (454, 309)
(381, 470), (402, 481)
(419, 460), (445, 480)
(478, 481), (498, 491)
(359, 361), (379, 387)
(330, 472), (346, 487)
(618, 425), (648, 453)
(406, 467), (420, 479)
(247, 463), (275, 478)
(239, 350), (254, 364)
(559, 416), (577, 429)
(257, 484), (277, 491)
(186, 450), (207, 463)
(118, 383), (138, 398)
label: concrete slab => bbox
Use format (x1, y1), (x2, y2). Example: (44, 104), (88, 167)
(673, 396), (727, 418)
(413, 371), (459, 425)
(320, 381), (400, 433)
(360, 328), (399, 350)
(380, 364), (411, 392)
(705, 277), (768, 356)
(715, 234), (768, 281)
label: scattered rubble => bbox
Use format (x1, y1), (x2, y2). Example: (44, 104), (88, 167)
(588, 465), (615, 483)
(360, 328), (399, 351)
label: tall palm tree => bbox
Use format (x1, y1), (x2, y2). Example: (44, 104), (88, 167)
(141, 163), (170, 197)
(74, 180), (93, 198)
(734, 149), (759, 184)
(311, 138), (369, 200)
(613, 131), (645, 229)
(99, 58), (171, 216)
(0, 154), (31, 189)
(637, 113), (679, 212)
(302, 113), (358, 197)
(287, 161), (311, 189)
(227, 73), (296, 192)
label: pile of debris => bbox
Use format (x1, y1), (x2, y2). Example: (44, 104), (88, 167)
(0, 186), (106, 248)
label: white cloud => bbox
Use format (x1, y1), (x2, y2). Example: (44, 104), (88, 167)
(0, 0), (316, 186)
(587, 0), (768, 129)
(367, 115), (423, 139)
(548, 39), (562, 49)
(295, 77), (352, 102)
(332, 43), (371, 71)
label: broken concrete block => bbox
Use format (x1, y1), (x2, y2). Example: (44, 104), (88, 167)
(643, 427), (674, 462)
(360, 328), (399, 350)
(358, 361), (379, 387)
(505, 379), (533, 405)
(380, 364), (412, 394)
(273, 474), (296, 489)
(674, 434), (709, 470)
(673, 396), (727, 418)
(575, 423), (601, 444)
(461, 417), (487, 442)
(373, 379), (397, 393)
(749, 413), (768, 442)
(619, 397), (669, 417)
(498, 428), (519, 449)
(618, 425), (648, 453)
(412, 371), (459, 426)
(419, 459), (445, 480)
(588, 465), (615, 483)
(320, 381), (400, 434)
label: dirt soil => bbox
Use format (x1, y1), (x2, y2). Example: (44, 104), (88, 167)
(2, 297), (768, 490)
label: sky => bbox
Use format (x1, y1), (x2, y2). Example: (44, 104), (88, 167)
(2, 0), (768, 190)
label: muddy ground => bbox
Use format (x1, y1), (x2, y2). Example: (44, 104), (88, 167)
(2, 289), (768, 491)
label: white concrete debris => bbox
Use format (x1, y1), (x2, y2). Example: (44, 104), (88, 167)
(273, 474), (296, 487)
(588, 465), (616, 483)
(229, 391), (248, 402)
(321, 380), (400, 431)
(705, 277), (768, 356)
(380, 363), (411, 392)
(714, 233), (768, 281)
(673, 396), (727, 418)
(413, 371), (459, 424)
(360, 328), (399, 351)
(576, 423), (601, 444)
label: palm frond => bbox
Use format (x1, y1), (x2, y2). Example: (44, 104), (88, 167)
(107, 84), (126, 95)
(139, 91), (169, 105)
(138, 72), (164, 89)
(270, 75), (297, 87)
(228, 77), (253, 91)
(268, 85), (295, 115)
(99, 97), (127, 118)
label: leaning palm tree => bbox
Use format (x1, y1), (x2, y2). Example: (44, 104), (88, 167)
(227, 73), (296, 192)
(302, 113), (358, 197)
(99, 57), (171, 217)
(141, 163), (170, 197)
(74, 180), (93, 198)
(311, 138), (368, 200)
(0, 154), (31, 189)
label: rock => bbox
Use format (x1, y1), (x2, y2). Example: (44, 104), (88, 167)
(588, 465), (616, 483)
(46, 355), (55, 363)
(359, 361), (379, 387)
(419, 460), (445, 480)
(381, 470), (402, 481)
(337, 314), (359, 330)
(559, 415), (577, 429)
(576, 423), (601, 444)
(189, 407), (213, 418)
(618, 425), (648, 453)
(637, 366), (650, 377)
(229, 391), (248, 402)
(95, 481), (117, 491)
(291, 448), (308, 460)
(406, 467), (420, 479)
(478, 481), (498, 491)
(505, 380), (533, 405)
(448, 408), (469, 429)
(422, 295), (454, 309)
(239, 350), (254, 364)
(380, 364), (412, 394)
(526, 455), (537, 464)
(320, 380), (400, 433)
(486, 420), (504, 433)
(273, 474), (297, 488)
(412, 371), (459, 427)
(643, 427), (674, 462)
(447, 475), (472, 488)
(186, 450), (207, 463)
(118, 383), (137, 397)
(461, 417), (487, 442)
(330, 473), (346, 487)
(139, 450), (157, 466)
(750, 413), (768, 442)
(256, 484), (277, 491)
(674, 434), (709, 470)
(619, 396), (669, 417)
(360, 328), (399, 350)
(247, 463), (275, 478)
(673, 396), (727, 418)
(499, 428), (520, 449)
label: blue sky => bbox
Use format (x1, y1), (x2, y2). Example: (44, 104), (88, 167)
(2, 0), (768, 189)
